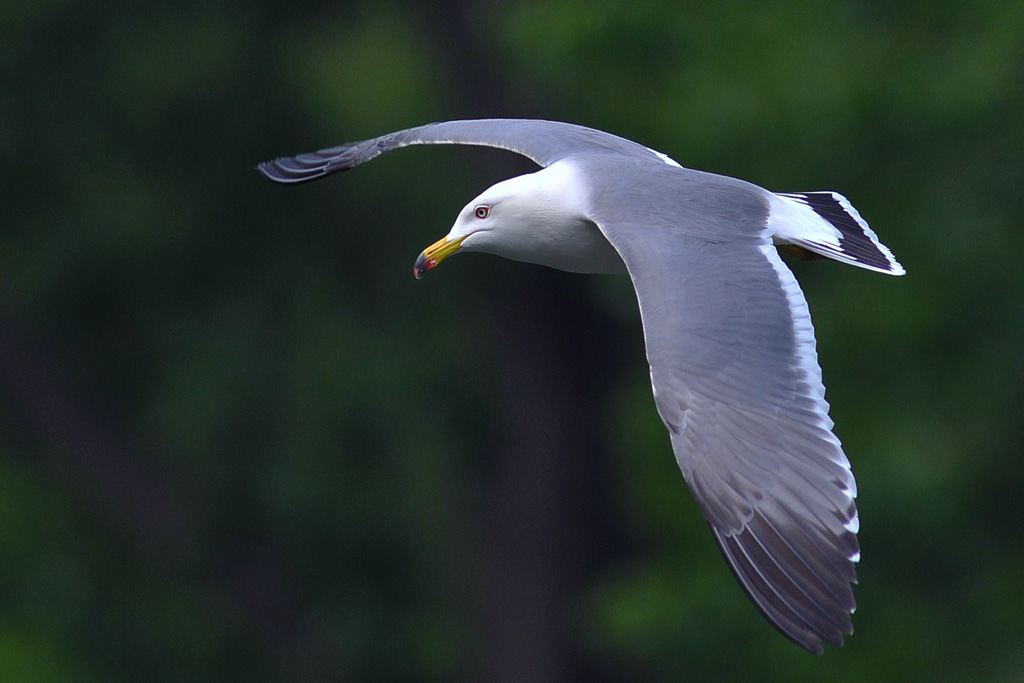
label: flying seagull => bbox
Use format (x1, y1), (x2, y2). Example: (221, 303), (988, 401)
(258, 119), (904, 653)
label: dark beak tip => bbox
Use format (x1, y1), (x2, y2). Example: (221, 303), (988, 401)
(413, 252), (430, 279)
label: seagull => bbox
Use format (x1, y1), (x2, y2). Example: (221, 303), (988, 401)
(258, 119), (904, 653)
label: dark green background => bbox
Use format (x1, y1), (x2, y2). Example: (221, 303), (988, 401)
(3, 1), (1022, 680)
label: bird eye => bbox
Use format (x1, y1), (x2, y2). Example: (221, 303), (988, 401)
(474, 205), (490, 219)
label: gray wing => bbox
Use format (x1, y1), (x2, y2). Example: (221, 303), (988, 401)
(258, 119), (659, 183)
(591, 174), (859, 653)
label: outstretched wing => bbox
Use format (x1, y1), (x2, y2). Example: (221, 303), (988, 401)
(590, 170), (859, 653)
(258, 119), (659, 183)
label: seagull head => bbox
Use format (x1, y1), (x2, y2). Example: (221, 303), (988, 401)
(414, 161), (619, 278)
(413, 173), (545, 278)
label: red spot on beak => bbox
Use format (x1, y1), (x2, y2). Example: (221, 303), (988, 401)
(413, 252), (436, 279)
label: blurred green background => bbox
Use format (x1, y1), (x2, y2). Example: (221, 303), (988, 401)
(2, 0), (1023, 680)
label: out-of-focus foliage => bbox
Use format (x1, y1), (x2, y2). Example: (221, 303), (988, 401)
(2, 0), (1022, 680)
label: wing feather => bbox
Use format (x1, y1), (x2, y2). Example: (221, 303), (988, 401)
(257, 119), (658, 183)
(590, 172), (859, 652)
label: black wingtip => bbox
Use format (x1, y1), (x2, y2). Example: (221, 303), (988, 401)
(257, 141), (369, 184)
(777, 191), (906, 276)
(256, 156), (328, 184)
(707, 510), (857, 654)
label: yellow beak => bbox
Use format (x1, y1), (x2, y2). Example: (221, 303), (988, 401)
(413, 235), (467, 279)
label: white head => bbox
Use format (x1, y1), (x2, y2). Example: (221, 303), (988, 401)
(414, 160), (618, 277)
